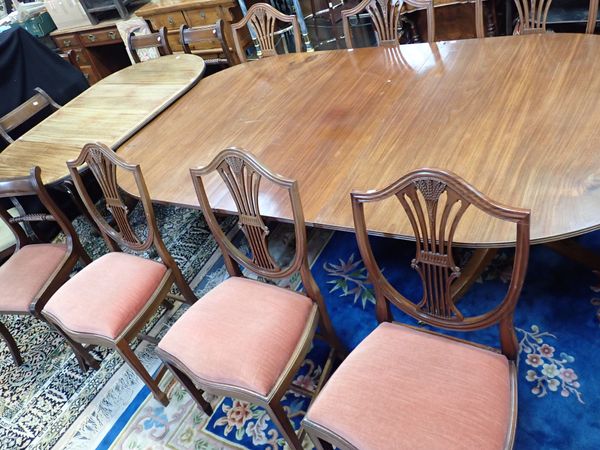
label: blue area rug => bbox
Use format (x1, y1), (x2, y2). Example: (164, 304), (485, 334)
(103, 224), (600, 449)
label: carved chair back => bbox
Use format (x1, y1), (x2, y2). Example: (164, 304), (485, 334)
(0, 166), (82, 255)
(191, 148), (319, 291)
(127, 27), (172, 64)
(180, 20), (238, 66)
(513, 0), (553, 34)
(0, 88), (61, 144)
(67, 143), (173, 267)
(342, 0), (435, 48)
(351, 169), (530, 360)
(231, 3), (302, 63)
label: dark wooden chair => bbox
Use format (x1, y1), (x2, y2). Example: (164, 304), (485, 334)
(127, 27), (172, 64)
(232, 3), (302, 63)
(179, 20), (238, 66)
(42, 142), (197, 406)
(342, 0), (435, 47)
(513, 0), (553, 34)
(156, 148), (346, 450)
(0, 88), (61, 144)
(0, 167), (92, 367)
(303, 168), (530, 450)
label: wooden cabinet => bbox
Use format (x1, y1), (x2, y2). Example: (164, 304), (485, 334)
(51, 20), (131, 85)
(136, 0), (246, 58)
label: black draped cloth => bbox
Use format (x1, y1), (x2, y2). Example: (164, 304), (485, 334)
(0, 27), (88, 151)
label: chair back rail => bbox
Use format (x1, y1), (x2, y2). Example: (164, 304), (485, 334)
(514, 0), (553, 34)
(0, 88), (61, 144)
(231, 3), (302, 63)
(351, 168), (530, 360)
(179, 20), (238, 66)
(127, 27), (172, 63)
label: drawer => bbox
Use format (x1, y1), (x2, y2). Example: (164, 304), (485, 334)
(184, 7), (232, 27)
(187, 37), (222, 52)
(79, 65), (99, 85)
(81, 28), (121, 46)
(148, 11), (186, 30)
(54, 33), (80, 50)
(166, 30), (183, 52)
(73, 48), (90, 66)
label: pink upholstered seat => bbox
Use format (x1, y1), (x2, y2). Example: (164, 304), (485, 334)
(157, 277), (314, 397)
(0, 244), (67, 313)
(305, 322), (512, 450)
(43, 252), (167, 340)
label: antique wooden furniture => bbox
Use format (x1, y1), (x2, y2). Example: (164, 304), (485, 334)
(0, 88), (61, 144)
(0, 166), (91, 366)
(525, 0), (599, 34)
(156, 148), (345, 450)
(0, 55), (205, 184)
(127, 26), (172, 63)
(342, 0), (436, 47)
(303, 168), (530, 450)
(42, 143), (197, 405)
(135, 0), (246, 60)
(115, 34), (600, 249)
(231, 3), (302, 62)
(79, 0), (136, 24)
(51, 20), (132, 85)
(179, 20), (238, 66)
(513, 0), (553, 33)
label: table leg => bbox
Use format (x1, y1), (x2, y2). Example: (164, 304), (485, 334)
(545, 238), (600, 271)
(452, 247), (498, 301)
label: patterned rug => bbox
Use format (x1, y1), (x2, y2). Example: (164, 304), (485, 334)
(1, 205), (599, 449)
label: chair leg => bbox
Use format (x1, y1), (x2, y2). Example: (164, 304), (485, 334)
(115, 340), (169, 407)
(0, 321), (23, 366)
(172, 269), (197, 305)
(53, 325), (100, 371)
(167, 363), (213, 415)
(306, 430), (334, 450)
(266, 401), (303, 450)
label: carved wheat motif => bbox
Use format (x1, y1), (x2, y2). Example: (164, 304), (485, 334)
(87, 147), (141, 245)
(397, 178), (469, 320)
(514, 0), (553, 33)
(217, 156), (279, 270)
(367, 0), (402, 44)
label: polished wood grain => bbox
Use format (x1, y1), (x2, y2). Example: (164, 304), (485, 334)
(118, 33), (600, 247)
(0, 55), (205, 185)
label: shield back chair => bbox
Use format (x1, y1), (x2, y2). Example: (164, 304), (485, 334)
(180, 20), (239, 67)
(156, 148), (346, 450)
(341, 0), (435, 48)
(0, 87), (61, 144)
(513, 0), (553, 34)
(42, 142), (197, 406)
(303, 169), (530, 450)
(232, 3), (302, 63)
(0, 167), (92, 367)
(127, 26), (172, 64)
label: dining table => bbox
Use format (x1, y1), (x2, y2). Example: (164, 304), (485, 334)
(113, 33), (600, 253)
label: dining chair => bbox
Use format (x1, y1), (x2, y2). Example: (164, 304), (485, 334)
(513, 0), (553, 34)
(0, 87), (61, 144)
(303, 168), (530, 450)
(231, 3), (302, 63)
(0, 166), (92, 367)
(156, 148), (346, 450)
(42, 142), (197, 406)
(179, 20), (238, 66)
(342, 0), (435, 48)
(127, 27), (172, 64)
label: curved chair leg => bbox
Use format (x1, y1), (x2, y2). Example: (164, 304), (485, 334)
(53, 325), (100, 371)
(266, 401), (303, 450)
(0, 321), (23, 366)
(168, 363), (213, 415)
(172, 269), (197, 305)
(116, 340), (169, 406)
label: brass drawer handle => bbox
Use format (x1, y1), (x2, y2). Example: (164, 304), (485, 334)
(88, 34), (97, 42)
(199, 11), (206, 19)
(75, 53), (81, 62)
(168, 16), (175, 26)
(108, 31), (117, 39)
(63, 39), (71, 47)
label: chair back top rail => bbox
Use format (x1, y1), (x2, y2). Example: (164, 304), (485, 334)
(179, 20), (237, 65)
(351, 168), (530, 360)
(127, 27), (172, 63)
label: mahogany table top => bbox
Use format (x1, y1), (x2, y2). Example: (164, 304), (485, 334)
(0, 54), (205, 184)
